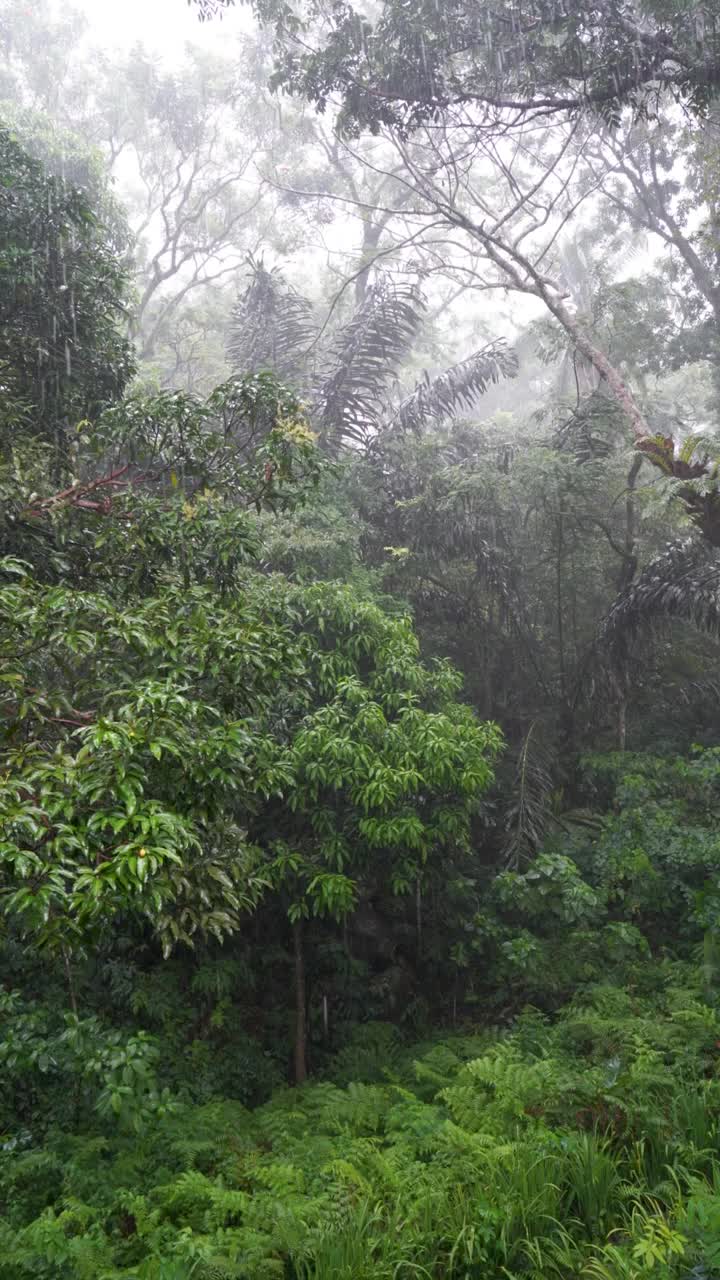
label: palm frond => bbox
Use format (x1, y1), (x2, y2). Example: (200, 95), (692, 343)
(553, 391), (626, 463)
(316, 277), (424, 448)
(599, 539), (720, 670)
(227, 260), (316, 388)
(502, 721), (557, 870)
(383, 341), (518, 437)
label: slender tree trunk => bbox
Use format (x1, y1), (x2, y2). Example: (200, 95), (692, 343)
(556, 503), (566, 702)
(570, 546), (580, 666)
(62, 946), (78, 1017)
(293, 919), (307, 1085)
(614, 457), (641, 750)
(62, 946), (83, 1125)
(618, 455), (642, 590)
(355, 219), (382, 303)
(617, 697), (627, 751)
(415, 878), (422, 962)
(483, 601), (493, 718)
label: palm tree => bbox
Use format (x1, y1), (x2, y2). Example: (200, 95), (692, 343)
(227, 261), (517, 451)
(601, 540), (720, 658)
(589, 536), (720, 749)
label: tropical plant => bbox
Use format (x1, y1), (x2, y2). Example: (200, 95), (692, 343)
(228, 260), (516, 450)
(600, 539), (720, 671)
(3, 968), (720, 1279)
(1, 350), (502, 1087)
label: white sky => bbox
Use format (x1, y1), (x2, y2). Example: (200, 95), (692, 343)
(73, 0), (250, 57)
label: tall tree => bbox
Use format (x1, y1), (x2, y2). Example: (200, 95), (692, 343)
(200, 0), (720, 542)
(0, 122), (134, 460)
(1, 383), (500, 1082)
(0, 0), (304, 388)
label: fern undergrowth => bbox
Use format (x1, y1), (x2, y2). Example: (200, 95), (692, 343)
(3, 968), (720, 1280)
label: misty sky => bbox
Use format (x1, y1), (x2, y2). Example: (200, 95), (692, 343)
(65, 0), (534, 342)
(74, 0), (249, 55)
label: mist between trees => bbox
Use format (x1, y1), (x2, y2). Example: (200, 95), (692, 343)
(5, 2), (720, 1277)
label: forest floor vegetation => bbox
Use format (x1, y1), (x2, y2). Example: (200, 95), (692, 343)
(2, 966), (720, 1279)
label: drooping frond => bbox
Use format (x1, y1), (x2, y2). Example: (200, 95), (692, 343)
(502, 721), (556, 870)
(501, 722), (601, 868)
(317, 278), (424, 448)
(383, 341), (518, 437)
(599, 540), (720, 670)
(552, 390), (628, 464)
(227, 260), (316, 388)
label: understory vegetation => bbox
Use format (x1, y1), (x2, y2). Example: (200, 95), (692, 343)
(5, 0), (720, 1276)
(5, 971), (720, 1280)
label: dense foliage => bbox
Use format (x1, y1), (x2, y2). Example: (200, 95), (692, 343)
(5, 971), (720, 1279)
(0, 123), (134, 457)
(4, 1), (720, 1276)
(194, 0), (720, 127)
(6, 747), (720, 1276)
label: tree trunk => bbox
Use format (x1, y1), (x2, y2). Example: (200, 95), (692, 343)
(457, 206), (654, 441)
(619, 455), (642, 590)
(613, 669), (628, 750)
(617, 697), (627, 751)
(355, 219), (382, 303)
(293, 918), (307, 1085)
(62, 946), (78, 1017)
(556, 502), (566, 702)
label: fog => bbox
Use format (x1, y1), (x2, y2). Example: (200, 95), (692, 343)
(74, 0), (250, 54)
(3, 9), (720, 1269)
